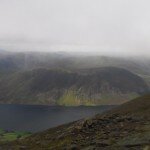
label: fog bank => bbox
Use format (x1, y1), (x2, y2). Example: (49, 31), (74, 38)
(0, 0), (150, 56)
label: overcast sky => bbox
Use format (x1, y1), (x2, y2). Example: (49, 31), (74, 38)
(0, 0), (150, 56)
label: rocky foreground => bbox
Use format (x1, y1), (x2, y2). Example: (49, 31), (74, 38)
(0, 95), (150, 150)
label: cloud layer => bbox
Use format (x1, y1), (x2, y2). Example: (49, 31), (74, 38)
(0, 0), (150, 56)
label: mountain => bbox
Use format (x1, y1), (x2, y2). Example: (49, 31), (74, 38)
(0, 67), (149, 105)
(0, 51), (150, 75)
(1, 95), (150, 149)
(0, 52), (150, 86)
(0, 51), (149, 105)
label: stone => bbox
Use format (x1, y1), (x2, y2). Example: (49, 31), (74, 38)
(69, 144), (79, 150)
(96, 142), (109, 147)
(19, 146), (27, 150)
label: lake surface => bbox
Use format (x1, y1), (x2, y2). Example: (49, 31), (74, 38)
(0, 104), (115, 132)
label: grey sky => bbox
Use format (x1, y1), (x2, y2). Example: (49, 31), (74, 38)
(0, 0), (150, 56)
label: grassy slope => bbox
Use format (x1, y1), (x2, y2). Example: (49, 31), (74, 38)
(0, 129), (31, 142)
(0, 67), (149, 105)
(57, 90), (139, 106)
(1, 94), (150, 150)
(107, 94), (150, 117)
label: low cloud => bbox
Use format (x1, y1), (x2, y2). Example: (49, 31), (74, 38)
(0, 0), (150, 56)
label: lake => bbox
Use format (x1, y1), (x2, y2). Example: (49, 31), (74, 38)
(0, 104), (115, 132)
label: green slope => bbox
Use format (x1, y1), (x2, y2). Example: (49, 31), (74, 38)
(0, 129), (31, 142)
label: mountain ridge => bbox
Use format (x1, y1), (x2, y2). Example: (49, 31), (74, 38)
(0, 67), (149, 105)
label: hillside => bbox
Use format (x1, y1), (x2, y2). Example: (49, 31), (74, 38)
(1, 95), (150, 150)
(0, 67), (149, 105)
(107, 94), (150, 117)
(0, 51), (150, 88)
(0, 51), (150, 76)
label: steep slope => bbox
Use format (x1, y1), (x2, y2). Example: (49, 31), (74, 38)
(0, 67), (149, 105)
(1, 95), (150, 150)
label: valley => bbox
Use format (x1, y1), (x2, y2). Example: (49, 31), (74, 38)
(0, 94), (149, 150)
(0, 51), (149, 149)
(0, 104), (114, 132)
(0, 1), (150, 149)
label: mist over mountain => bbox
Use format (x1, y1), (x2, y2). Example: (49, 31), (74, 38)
(0, 51), (150, 74)
(0, 1), (150, 149)
(1, 0), (150, 57)
(0, 51), (149, 105)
